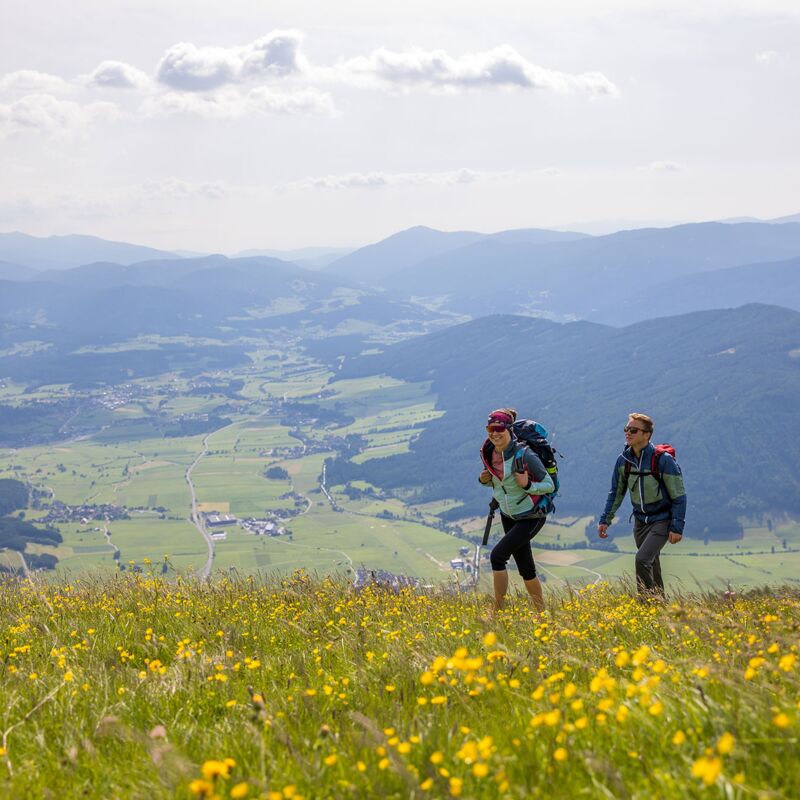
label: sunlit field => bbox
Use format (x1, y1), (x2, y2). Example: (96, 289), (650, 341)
(0, 574), (797, 798)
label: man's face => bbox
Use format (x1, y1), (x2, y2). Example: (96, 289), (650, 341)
(624, 418), (651, 449)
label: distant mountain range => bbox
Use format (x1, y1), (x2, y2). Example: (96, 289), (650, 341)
(330, 303), (800, 537)
(0, 253), (438, 385)
(4, 218), (800, 398)
(719, 212), (800, 225)
(7, 218), (800, 324)
(322, 221), (800, 322)
(0, 253), (437, 337)
(234, 246), (353, 270)
(0, 232), (181, 271)
(324, 225), (589, 283)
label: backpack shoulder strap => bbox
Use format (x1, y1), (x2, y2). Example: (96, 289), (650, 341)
(650, 450), (662, 481)
(651, 445), (675, 482)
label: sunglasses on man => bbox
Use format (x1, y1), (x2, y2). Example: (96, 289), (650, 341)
(623, 425), (650, 434)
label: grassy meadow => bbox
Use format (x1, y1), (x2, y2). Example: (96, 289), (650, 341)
(0, 574), (797, 798)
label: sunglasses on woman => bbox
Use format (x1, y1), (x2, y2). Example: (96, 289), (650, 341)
(486, 424), (508, 433)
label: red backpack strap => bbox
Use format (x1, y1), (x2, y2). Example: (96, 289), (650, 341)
(650, 451), (660, 481)
(651, 444), (676, 481)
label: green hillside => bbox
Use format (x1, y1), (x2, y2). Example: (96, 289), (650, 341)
(333, 304), (800, 537)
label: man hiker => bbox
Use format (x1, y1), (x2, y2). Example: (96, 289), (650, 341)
(479, 408), (556, 612)
(597, 413), (686, 598)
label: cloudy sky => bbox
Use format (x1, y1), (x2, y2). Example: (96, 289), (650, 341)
(1, 0), (798, 252)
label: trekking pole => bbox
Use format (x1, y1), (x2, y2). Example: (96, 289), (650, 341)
(475, 499), (499, 586)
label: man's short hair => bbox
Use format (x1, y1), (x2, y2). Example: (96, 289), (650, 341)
(628, 412), (654, 432)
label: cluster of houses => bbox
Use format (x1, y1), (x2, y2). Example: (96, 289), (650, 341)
(352, 568), (422, 592)
(449, 545), (487, 573)
(93, 383), (156, 411)
(239, 517), (287, 536)
(200, 511), (288, 541)
(42, 500), (128, 524)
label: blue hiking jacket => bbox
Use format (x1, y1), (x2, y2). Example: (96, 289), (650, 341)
(599, 443), (687, 534)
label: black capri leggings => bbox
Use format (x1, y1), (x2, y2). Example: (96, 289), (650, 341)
(490, 513), (546, 581)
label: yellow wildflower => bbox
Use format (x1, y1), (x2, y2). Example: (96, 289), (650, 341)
(691, 755), (722, 786)
(716, 732), (735, 755)
(201, 759), (232, 780)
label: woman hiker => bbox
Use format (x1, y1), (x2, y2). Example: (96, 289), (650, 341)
(479, 408), (556, 611)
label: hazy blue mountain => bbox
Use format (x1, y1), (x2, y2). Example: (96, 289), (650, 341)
(607, 256), (800, 322)
(0, 279), (221, 338)
(325, 226), (487, 283)
(330, 303), (800, 537)
(325, 225), (588, 284)
(720, 212), (800, 225)
(0, 260), (35, 281)
(171, 249), (210, 258)
(234, 246), (353, 269)
(0, 253), (439, 380)
(0, 232), (180, 270)
(379, 222), (800, 319)
(29, 254), (344, 292)
(487, 228), (590, 245)
(770, 212), (800, 224)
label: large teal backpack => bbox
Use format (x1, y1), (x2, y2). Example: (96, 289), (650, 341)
(511, 419), (561, 512)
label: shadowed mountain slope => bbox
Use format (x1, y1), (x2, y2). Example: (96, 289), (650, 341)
(610, 256), (800, 322)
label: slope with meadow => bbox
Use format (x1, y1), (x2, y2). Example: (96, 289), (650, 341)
(0, 573), (798, 798)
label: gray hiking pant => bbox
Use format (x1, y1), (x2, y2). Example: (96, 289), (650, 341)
(633, 518), (670, 597)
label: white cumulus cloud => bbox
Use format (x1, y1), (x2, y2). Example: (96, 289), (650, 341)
(86, 60), (150, 90)
(644, 160), (683, 172)
(141, 178), (226, 200)
(247, 86), (333, 115)
(156, 30), (306, 91)
(328, 45), (618, 95)
(142, 86), (334, 119)
(0, 70), (73, 95)
(156, 43), (240, 91)
(240, 32), (308, 79)
(755, 50), (779, 64)
(0, 93), (122, 137)
(284, 167), (497, 191)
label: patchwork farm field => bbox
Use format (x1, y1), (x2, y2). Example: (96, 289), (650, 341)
(1, 342), (799, 590)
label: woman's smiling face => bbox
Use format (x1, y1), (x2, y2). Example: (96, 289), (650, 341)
(487, 425), (512, 450)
